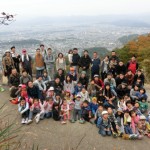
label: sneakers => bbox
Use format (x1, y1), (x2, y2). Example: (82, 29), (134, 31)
(70, 119), (75, 123)
(79, 119), (85, 124)
(27, 119), (33, 125)
(24, 118), (28, 124)
(112, 132), (118, 138)
(61, 121), (66, 124)
(21, 118), (25, 124)
(35, 114), (40, 124)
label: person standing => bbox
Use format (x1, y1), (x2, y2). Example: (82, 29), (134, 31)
(56, 53), (66, 71)
(2, 50), (15, 83)
(71, 48), (80, 75)
(44, 48), (55, 80)
(91, 52), (101, 79)
(10, 46), (20, 74)
(35, 48), (45, 78)
(79, 50), (92, 79)
(21, 49), (33, 77)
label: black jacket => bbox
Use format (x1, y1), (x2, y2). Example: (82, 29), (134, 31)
(27, 85), (41, 99)
(71, 53), (80, 66)
(79, 55), (92, 70)
(9, 73), (20, 87)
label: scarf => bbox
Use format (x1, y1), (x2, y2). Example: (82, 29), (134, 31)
(21, 54), (29, 62)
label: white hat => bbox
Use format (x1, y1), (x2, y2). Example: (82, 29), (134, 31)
(76, 94), (81, 98)
(140, 115), (146, 120)
(102, 111), (108, 115)
(5, 50), (10, 53)
(94, 74), (99, 78)
(48, 87), (54, 91)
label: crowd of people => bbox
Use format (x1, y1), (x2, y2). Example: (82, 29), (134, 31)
(2, 45), (150, 140)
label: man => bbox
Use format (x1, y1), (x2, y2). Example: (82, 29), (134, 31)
(10, 46), (20, 73)
(79, 50), (92, 78)
(20, 70), (32, 85)
(21, 49), (33, 77)
(44, 48), (55, 79)
(126, 55), (139, 74)
(9, 68), (20, 98)
(40, 44), (47, 57)
(109, 51), (119, 64)
(35, 48), (45, 78)
(71, 48), (80, 74)
(91, 52), (101, 79)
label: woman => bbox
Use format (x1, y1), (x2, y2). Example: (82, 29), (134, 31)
(68, 49), (73, 65)
(101, 55), (110, 80)
(56, 53), (66, 71)
(63, 75), (74, 94)
(2, 50), (15, 82)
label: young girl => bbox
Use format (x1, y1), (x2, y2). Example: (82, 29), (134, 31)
(28, 98), (44, 124)
(78, 71), (89, 89)
(61, 99), (70, 124)
(18, 97), (29, 124)
(97, 91), (105, 105)
(124, 110), (132, 135)
(43, 97), (54, 118)
(64, 91), (73, 104)
(63, 75), (74, 94)
(130, 110), (140, 134)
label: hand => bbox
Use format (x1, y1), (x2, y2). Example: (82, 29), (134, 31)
(116, 125), (119, 130)
(89, 115), (91, 118)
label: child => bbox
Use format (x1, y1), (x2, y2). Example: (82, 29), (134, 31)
(80, 87), (90, 102)
(80, 100), (91, 123)
(125, 100), (133, 112)
(18, 97), (29, 124)
(61, 99), (70, 124)
(53, 93), (62, 107)
(136, 88), (148, 101)
(46, 87), (55, 99)
(130, 110), (140, 134)
(74, 82), (83, 95)
(88, 80), (97, 97)
(27, 98), (44, 124)
(43, 97), (54, 118)
(90, 97), (98, 116)
(64, 91), (73, 104)
(78, 71), (88, 89)
(107, 107), (119, 137)
(137, 115), (150, 138)
(52, 103), (61, 121)
(118, 98), (126, 111)
(139, 98), (148, 114)
(115, 108), (124, 133)
(95, 104), (104, 125)
(133, 101), (142, 116)
(73, 94), (82, 122)
(98, 111), (112, 136)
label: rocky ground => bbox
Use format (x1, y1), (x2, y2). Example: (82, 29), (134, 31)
(0, 85), (150, 150)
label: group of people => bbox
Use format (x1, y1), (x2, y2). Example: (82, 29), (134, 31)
(2, 45), (150, 140)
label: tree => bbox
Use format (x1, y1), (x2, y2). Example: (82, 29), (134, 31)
(0, 12), (16, 25)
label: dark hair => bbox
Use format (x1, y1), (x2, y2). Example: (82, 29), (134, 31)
(68, 49), (73, 54)
(84, 50), (88, 53)
(65, 75), (72, 83)
(20, 97), (26, 101)
(104, 84), (113, 98)
(11, 46), (15, 50)
(111, 51), (116, 53)
(47, 48), (52, 51)
(93, 52), (97, 54)
(126, 100), (132, 106)
(22, 70), (27, 73)
(73, 48), (78, 50)
(36, 48), (40, 51)
(58, 53), (63, 57)
(40, 44), (44, 47)
(83, 100), (89, 105)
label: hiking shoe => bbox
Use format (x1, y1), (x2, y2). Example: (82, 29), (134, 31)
(27, 119), (33, 125)
(35, 114), (40, 124)
(21, 118), (25, 124)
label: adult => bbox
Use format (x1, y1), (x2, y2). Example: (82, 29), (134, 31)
(126, 55), (139, 75)
(71, 48), (80, 74)
(109, 51), (119, 64)
(20, 70), (32, 85)
(115, 73), (127, 87)
(133, 69), (145, 86)
(35, 48), (45, 78)
(2, 50), (14, 82)
(56, 53), (66, 71)
(78, 50), (92, 78)
(44, 48), (55, 79)
(91, 52), (101, 79)
(68, 49), (73, 65)
(21, 49), (33, 77)
(9, 68), (20, 98)
(54, 68), (65, 85)
(104, 73), (116, 90)
(101, 55), (110, 81)
(10, 46), (20, 73)
(116, 61), (126, 76)
(40, 44), (47, 58)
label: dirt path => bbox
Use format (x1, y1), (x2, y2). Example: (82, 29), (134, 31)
(0, 85), (150, 150)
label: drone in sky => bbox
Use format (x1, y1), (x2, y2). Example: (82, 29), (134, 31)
(0, 12), (16, 25)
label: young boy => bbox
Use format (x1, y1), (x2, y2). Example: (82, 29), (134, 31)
(79, 100), (91, 124)
(73, 94), (82, 122)
(139, 98), (148, 114)
(98, 111), (112, 136)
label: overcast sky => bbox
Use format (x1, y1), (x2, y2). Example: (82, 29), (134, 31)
(1, 0), (150, 19)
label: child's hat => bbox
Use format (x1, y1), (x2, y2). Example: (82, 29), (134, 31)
(102, 111), (108, 115)
(48, 87), (54, 91)
(94, 74), (99, 78)
(70, 67), (75, 71)
(76, 94), (81, 98)
(21, 84), (26, 89)
(92, 97), (97, 101)
(139, 115), (146, 120)
(117, 108), (123, 113)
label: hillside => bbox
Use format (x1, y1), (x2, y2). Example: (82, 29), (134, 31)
(115, 34), (150, 82)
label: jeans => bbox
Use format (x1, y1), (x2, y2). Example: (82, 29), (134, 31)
(99, 126), (111, 136)
(45, 112), (53, 118)
(73, 109), (81, 120)
(97, 117), (102, 128)
(22, 110), (29, 119)
(124, 125), (133, 134)
(36, 69), (44, 78)
(46, 67), (54, 80)
(29, 109), (40, 120)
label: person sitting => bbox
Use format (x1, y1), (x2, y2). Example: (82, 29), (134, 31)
(20, 70), (32, 86)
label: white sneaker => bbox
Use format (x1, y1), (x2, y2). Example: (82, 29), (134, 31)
(24, 118), (28, 124)
(27, 119), (33, 125)
(21, 118), (25, 124)
(35, 114), (40, 124)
